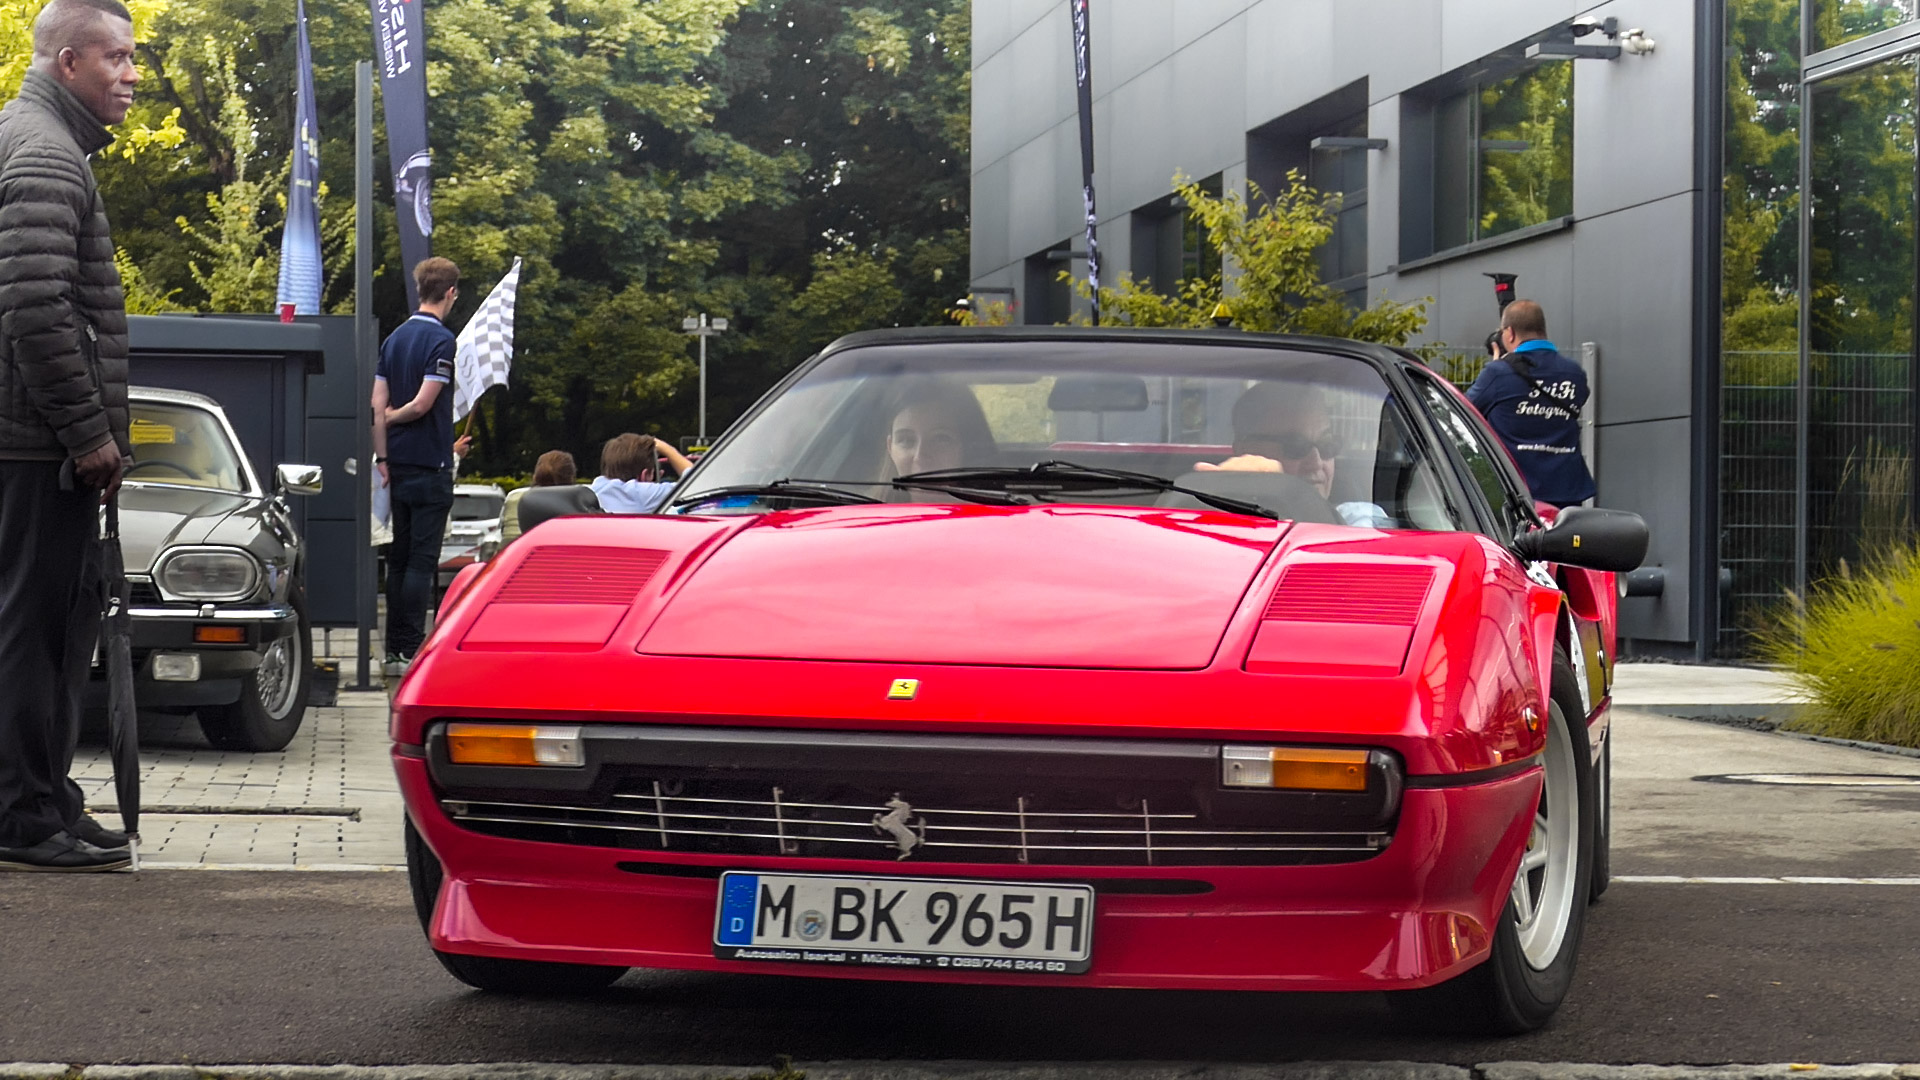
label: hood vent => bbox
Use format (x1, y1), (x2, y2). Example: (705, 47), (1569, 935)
(493, 546), (669, 605)
(1247, 562), (1436, 676)
(1264, 564), (1434, 625)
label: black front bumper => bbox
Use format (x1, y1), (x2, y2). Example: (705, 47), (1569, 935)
(424, 723), (1406, 868)
(85, 601), (298, 709)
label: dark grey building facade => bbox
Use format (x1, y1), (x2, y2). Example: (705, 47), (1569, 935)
(972, 1), (1917, 658)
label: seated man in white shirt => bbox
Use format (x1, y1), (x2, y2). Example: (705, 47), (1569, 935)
(1195, 382), (1393, 527)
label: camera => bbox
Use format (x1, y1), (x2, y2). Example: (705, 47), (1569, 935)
(1569, 15), (1617, 38)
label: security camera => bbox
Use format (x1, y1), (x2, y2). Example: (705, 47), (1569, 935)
(1569, 14), (1618, 38)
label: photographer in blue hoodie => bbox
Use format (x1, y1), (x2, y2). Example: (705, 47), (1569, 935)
(1465, 299), (1595, 509)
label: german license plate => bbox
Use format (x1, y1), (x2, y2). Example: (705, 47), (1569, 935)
(714, 871), (1094, 975)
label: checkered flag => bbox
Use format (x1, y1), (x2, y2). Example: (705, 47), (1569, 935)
(453, 256), (521, 422)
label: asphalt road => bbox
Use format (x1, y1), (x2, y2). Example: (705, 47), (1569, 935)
(2, 711), (1918, 1067)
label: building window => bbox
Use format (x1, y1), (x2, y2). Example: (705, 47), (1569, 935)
(1718, 0), (1803, 652)
(1807, 52), (1916, 576)
(1811, 0), (1918, 54)
(1423, 62), (1574, 255)
(1128, 173), (1223, 296)
(1307, 117), (1370, 308)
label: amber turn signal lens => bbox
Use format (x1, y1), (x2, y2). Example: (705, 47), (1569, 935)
(1222, 745), (1371, 791)
(192, 625), (247, 644)
(445, 723), (585, 767)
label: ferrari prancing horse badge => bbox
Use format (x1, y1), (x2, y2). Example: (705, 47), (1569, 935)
(887, 679), (919, 701)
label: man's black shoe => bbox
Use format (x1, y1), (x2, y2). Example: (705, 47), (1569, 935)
(0, 831), (131, 872)
(68, 813), (129, 850)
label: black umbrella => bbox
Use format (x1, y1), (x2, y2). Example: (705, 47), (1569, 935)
(102, 493), (140, 869)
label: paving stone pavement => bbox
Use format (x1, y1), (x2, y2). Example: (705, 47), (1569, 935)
(71, 629), (404, 869)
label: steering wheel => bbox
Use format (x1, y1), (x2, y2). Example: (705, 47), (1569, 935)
(124, 460), (197, 480)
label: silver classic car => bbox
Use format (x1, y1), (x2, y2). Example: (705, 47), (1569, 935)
(99, 387), (323, 752)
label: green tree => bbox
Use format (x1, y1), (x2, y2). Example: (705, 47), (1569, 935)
(5, 0), (973, 473)
(1083, 173), (1430, 346)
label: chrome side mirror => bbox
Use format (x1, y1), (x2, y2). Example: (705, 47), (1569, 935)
(275, 463), (324, 497)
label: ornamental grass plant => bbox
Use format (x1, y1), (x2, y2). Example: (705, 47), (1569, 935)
(1762, 542), (1920, 749)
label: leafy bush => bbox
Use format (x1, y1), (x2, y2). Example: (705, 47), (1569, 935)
(1071, 172), (1431, 346)
(458, 474), (533, 493)
(1762, 543), (1920, 748)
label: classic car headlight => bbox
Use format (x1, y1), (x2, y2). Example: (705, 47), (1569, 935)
(157, 548), (261, 602)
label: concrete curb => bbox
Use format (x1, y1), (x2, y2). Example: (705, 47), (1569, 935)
(5, 1064), (1919, 1080)
(1660, 712), (1920, 760)
(1479, 1067), (1920, 1080)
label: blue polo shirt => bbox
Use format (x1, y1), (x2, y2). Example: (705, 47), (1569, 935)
(377, 312), (457, 469)
(1466, 339), (1596, 507)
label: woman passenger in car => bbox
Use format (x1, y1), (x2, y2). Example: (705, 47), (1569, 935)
(501, 450), (596, 546)
(883, 378), (998, 477)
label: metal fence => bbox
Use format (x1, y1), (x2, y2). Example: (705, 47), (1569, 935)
(1423, 346), (1490, 390)
(1718, 350), (1914, 654)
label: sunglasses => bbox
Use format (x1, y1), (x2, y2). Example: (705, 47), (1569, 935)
(1239, 430), (1344, 460)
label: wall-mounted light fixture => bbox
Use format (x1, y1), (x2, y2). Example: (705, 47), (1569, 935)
(1527, 40), (1621, 60)
(1527, 15), (1654, 60)
(1308, 136), (1389, 151)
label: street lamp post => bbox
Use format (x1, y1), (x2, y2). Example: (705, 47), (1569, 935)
(681, 313), (729, 443)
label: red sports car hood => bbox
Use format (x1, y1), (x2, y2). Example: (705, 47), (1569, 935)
(637, 504), (1284, 669)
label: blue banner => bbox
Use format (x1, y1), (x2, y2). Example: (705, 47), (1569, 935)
(1070, 0), (1101, 325)
(370, 0), (433, 308)
(275, 0), (323, 319)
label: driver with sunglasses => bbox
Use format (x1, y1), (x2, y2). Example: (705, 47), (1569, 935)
(1195, 383), (1394, 527)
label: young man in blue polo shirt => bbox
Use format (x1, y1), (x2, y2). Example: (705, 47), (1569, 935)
(372, 258), (460, 673)
(1466, 299), (1596, 509)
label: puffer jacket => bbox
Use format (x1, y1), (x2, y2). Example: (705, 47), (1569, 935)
(0, 69), (130, 462)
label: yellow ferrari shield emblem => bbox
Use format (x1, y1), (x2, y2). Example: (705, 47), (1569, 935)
(887, 679), (919, 701)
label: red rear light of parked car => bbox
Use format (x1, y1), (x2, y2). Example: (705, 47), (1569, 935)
(1245, 563), (1436, 676)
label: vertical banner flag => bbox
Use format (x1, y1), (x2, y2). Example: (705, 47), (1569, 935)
(275, 0), (322, 321)
(1070, 0), (1101, 325)
(452, 257), (521, 422)
(369, 0), (433, 308)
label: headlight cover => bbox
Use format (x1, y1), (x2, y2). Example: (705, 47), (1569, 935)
(157, 548), (261, 602)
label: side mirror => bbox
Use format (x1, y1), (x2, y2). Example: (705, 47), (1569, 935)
(1513, 505), (1648, 573)
(276, 463), (324, 497)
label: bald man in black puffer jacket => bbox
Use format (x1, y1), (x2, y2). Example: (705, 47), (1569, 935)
(0, 0), (138, 872)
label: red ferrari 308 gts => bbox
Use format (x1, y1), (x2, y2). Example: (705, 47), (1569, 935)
(394, 328), (1647, 1033)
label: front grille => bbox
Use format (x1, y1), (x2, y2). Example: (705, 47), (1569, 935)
(128, 579), (163, 606)
(442, 779), (1391, 867)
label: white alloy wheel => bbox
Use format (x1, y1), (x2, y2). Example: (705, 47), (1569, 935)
(1511, 708), (1580, 969)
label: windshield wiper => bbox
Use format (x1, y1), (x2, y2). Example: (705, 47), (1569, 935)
(670, 479), (883, 509)
(892, 461), (1278, 519)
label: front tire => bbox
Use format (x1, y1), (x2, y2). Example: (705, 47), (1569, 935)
(1391, 653), (1594, 1034)
(199, 586), (312, 752)
(404, 818), (627, 994)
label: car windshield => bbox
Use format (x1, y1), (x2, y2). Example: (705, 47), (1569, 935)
(452, 493), (505, 521)
(126, 403), (246, 492)
(674, 339), (1465, 531)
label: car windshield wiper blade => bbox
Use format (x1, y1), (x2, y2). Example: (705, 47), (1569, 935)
(671, 480), (884, 508)
(892, 461), (1278, 519)
(882, 480), (1036, 507)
